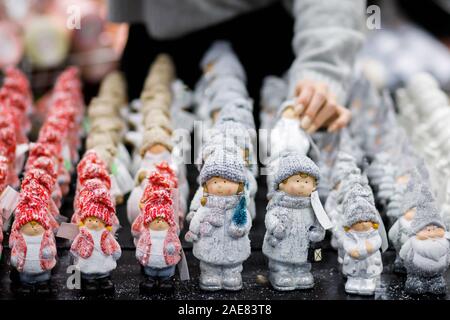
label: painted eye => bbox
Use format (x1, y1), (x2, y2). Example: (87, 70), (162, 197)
(296, 180), (300, 183)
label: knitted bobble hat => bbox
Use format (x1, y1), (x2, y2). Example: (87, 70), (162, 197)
(216, 102), (255, 130)
(199, 149), (246, 185)
(141, 172), (172, 205)
(15, 203), (50, 231)
(343, 183), (375, 210)
(79, 202), (116, 227)
(156, 162), (178, 188)
(214, 120), (252, 151)
(140, 127), (173, 156)
(143, 189), (175, 226)
(410, 200), (445, 235)
(344, 196), (379, 228)
(331, 152), (360, 187)
(78, 163), (111, 189)
(272, 152), (320, 191)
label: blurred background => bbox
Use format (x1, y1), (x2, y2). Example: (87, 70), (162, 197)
(0, 0), (450, 99)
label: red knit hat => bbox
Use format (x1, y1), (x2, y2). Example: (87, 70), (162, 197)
(26, 156), (57, 179)
(77, 150), (107, 174)
(78, 162), (111, 189)
(14, 202), (51, 231)
(140, 172), (172, 205)
(21, 179), (51, 202)
(78, 201), (116, 227)
(143, 189), (175, 226)
(156, 161), (178, 188)
(22, 168), (55, 194)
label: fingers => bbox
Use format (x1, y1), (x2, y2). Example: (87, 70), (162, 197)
(306, 101), (337, 134)
(295, 83), (314, 116)
(328, 105), (351, 132)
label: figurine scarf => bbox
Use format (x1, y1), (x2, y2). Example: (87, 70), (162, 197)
(268, 191), (332, 230)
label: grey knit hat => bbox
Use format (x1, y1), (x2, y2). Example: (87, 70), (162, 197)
(214, 120), (252, 151)
(331, 153), (360, 188)
(343, 183), (375, 209)
(344, 196), (379, 227)
(196, 135), (242, 171)
(410, 201), (445, 235)
(216, 102), (255, 130)
(260, 76), (287, 111)
(207, 76), (248, 101)
(199, 149), (246, 185)
(272, 152), (320, 190)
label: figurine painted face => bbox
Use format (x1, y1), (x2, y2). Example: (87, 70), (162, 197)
(279, 173), (316, 197)
(21, 221), (45, 236)
(148, 217), (170, 231)
(148, 144), (168, 154)
(416, 224), (445, 240)
(205, 176), (240, 196)
(83, 216), (106, 231)
(403, 207), (416, 221)
(350, 221), (376, 232)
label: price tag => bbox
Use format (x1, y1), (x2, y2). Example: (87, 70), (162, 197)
(0, 186), (20, 221)
(56, 222), (79, 241)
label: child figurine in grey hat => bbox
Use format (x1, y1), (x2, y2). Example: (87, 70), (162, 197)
(342, 195), (383, 296)
(388, 180), (429, 274)
(185, 149), (251, 291)
(399, 201), (450, 295)
(262, 152), (331, 291)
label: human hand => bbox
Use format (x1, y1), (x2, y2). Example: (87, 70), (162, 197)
(294, 79), (351, 133)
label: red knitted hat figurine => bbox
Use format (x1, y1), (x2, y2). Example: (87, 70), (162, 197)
(78, 163), (111, 189)
(15, 203), (51, 231)
(78, 201), (116, 227)
(140, 172), (172, 205)
(156, 161), (178, 188)
(143, 189), (175, 226)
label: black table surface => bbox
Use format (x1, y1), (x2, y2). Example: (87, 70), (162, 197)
(1, 164), (449, 300)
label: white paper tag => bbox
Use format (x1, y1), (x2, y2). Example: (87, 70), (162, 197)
(178, 249), (190, 281)
(56, 222), (79, 241)
(0, 186), (20, 221)
(311, 190), (333, 230)
(15, 143), (29, 158)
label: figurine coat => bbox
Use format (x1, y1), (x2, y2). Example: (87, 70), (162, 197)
(262, 190), (325, 265)
(342, 229), (383, 278)
(189, 194), (251, 266)
(10, 229), (57, 273)
(136, 225), (181, 267)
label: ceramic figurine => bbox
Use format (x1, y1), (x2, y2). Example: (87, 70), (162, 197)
(342, 194), (383, 295)
(262, 152), (331, 291)
(185, 150), (251, 291)
(388, 181), (430, 274)
(9, 204), (57, 294)
(70, 191), (121, 294)
(400, 200), (450, 295)
(136, 189), (181, 294)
